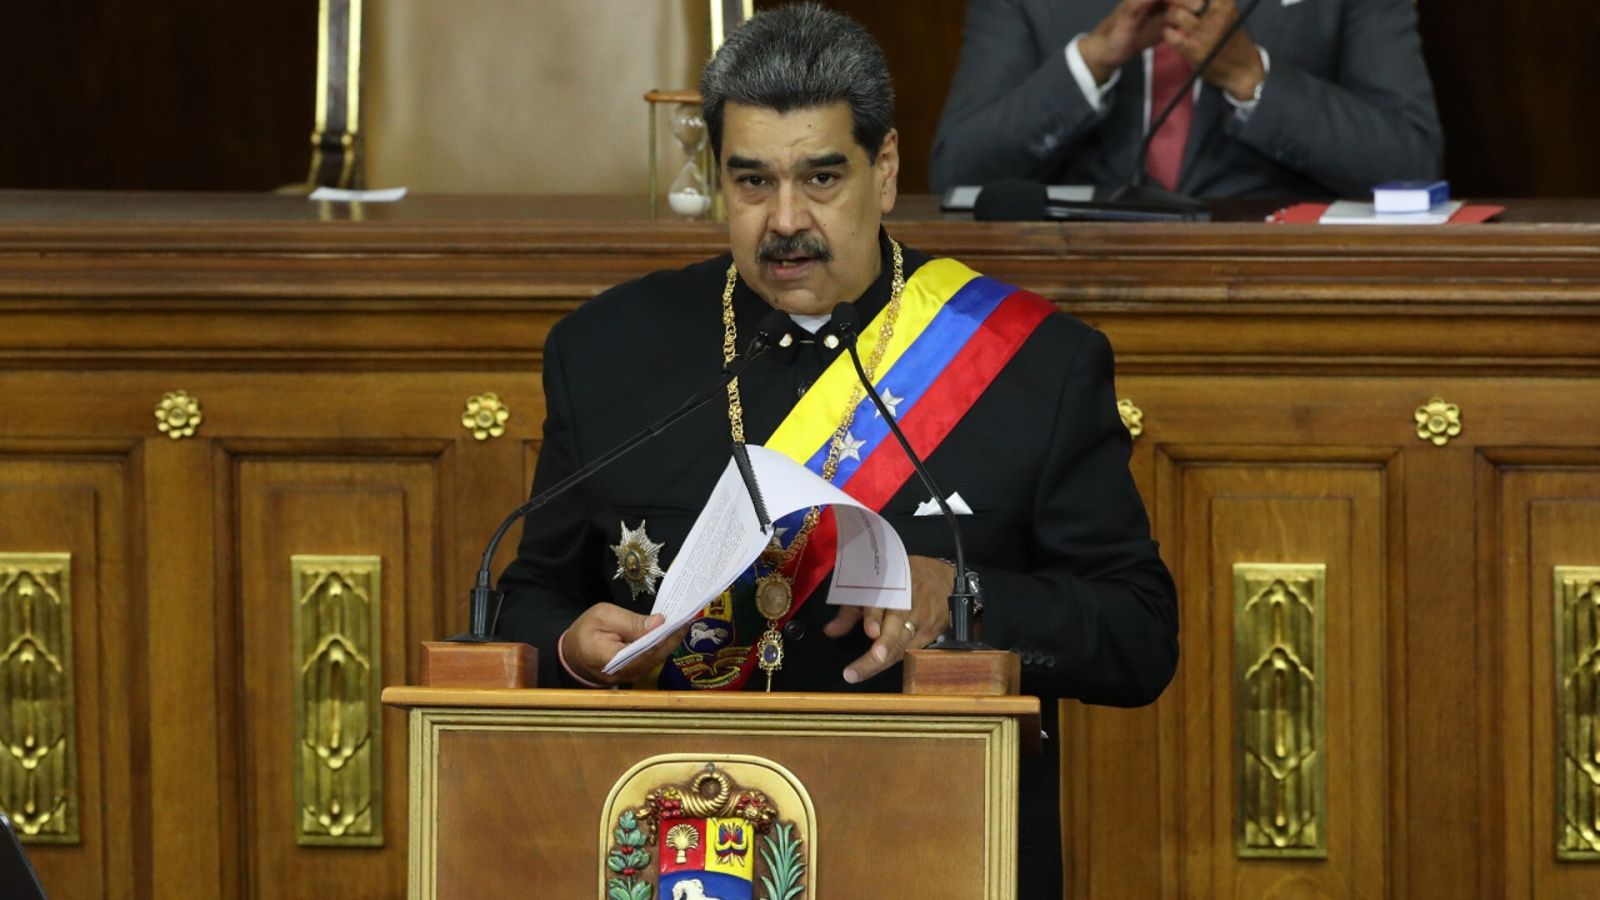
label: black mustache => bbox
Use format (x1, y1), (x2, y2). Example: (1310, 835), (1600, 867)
(758, 234), (833, 264)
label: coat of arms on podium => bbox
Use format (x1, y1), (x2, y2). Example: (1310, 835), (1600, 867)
(599, 755), (817, 900)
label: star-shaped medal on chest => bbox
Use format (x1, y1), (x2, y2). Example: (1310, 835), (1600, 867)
(611, 519), (666, 599)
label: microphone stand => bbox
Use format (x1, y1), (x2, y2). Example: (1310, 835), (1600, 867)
(1109, 0), (1268, 212)
(831, 306), (988, 651)
(449, 308), (792, 643)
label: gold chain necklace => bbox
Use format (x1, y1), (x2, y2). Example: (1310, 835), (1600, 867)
(720, 238), (904, 688)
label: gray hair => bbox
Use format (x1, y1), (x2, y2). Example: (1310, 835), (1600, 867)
(700, 3), (895, 161)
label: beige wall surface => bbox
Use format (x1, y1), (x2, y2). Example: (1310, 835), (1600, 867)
(365, 0), (711, 193)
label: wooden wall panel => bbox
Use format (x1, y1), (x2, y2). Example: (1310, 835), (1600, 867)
(1415, 0), (1600, 197)
(1062, 702), (1169, 899)
(2, 194), (1599, 898)
(0, 1), (317, 190)
(1169, 461), (1392, 898)
(231, 454), (445, 900)
(1489, 459), (1600, 899)
(0, 451), (141, 898)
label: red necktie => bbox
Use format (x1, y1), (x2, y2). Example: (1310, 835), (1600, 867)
(1146, 43), (1195, 192)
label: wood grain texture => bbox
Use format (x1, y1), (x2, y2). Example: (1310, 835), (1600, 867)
(1, 192), (1599, 897)
(1181, 468), (1389, 897)
(383, 687), (1040, 718)
(417, 642), (538, 689)
(233, 456), (438, 899)
(1482, 452), (1600, 899)
(411, 704), (1020, 898)
(0, 455), (140, 897)
(903, 647), (1022, 695)
(1415, 0), (1600, 197)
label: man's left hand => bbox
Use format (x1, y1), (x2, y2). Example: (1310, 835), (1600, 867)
(1163, 0), (1265, 103)
(824, 556), (954, 684)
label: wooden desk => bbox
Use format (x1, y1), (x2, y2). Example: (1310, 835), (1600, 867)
(1, 191), (1597, 899)
(382, 688), (1036, 898)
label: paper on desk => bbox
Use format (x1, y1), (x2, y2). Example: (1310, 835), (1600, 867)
(602, 444), (911, 675)
(1319, 199), (1463, 225)
(309, 186), (409, 203)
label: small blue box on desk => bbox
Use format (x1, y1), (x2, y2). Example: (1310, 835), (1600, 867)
(1373, 180), (1449, 214)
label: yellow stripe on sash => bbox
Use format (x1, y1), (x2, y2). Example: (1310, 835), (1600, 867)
(764, 257), (981, 464)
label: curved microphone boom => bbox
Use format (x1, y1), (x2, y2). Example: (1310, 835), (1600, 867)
(451, 307), (793, 642)
(829, 303), (986, 650)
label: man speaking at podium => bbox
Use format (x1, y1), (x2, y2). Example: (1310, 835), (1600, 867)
(495, 4), (1178, 894)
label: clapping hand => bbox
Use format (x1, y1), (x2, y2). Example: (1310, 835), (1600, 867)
(1078, 0), (1168, 84)
(1162, 0), (1266, 101)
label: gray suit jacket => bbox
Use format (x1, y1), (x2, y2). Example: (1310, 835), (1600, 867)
(929, 0), (1444, 198)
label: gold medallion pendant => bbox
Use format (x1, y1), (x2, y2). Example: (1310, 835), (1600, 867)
(756, 626), (785, 685)
(754, 572), (794, 691)
(721, 237), (907, 692)
(754, 572), (794, 621)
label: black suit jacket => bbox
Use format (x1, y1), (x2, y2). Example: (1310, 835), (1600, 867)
(930, 0), (1445, 198)
(497, 235), (1179, 895)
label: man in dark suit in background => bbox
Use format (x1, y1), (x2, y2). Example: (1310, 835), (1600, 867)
(929, 0), (1444, 198)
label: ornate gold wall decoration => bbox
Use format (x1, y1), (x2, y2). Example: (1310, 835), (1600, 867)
(154, 390), (203, 440)
(461, 392), (510, 441)
(1414, 396), (1461, 446)
(292, 555), (382, 846)
(1235, 563), (1326, 858)
(1556, 566), (1600, 860)
(0, 553), (78, 844)
(1117, 398), (1144, 441)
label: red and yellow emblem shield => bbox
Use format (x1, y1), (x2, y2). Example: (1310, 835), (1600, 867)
(600, 757), (815, 900)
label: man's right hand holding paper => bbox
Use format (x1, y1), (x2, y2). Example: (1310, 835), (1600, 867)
(559, 604), (690, 687)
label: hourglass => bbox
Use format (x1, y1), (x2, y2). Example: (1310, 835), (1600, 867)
(667, 103), (712, 219)
(644, 90), (720, 220)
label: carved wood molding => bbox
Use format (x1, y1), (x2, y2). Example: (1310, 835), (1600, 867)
(1, 194), (1598, 375)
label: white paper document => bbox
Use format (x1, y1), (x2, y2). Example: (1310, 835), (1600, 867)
(602, 445), (911, 675)
(1319, 199), (1462, 225)
(308, 186), (409, 203)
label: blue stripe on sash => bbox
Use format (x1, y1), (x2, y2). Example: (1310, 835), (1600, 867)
(801, 276), (1015, 485)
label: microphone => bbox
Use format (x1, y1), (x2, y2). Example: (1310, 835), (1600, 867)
(972, 179), (1047, 221)
(1110, 0), (1268, 209)
(828, 303), (986, 650)
(451, 306), (792, 642)
(973, 178), (1206, 223)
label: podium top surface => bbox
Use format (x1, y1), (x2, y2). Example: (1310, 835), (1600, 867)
(381, 686), (1040, 719)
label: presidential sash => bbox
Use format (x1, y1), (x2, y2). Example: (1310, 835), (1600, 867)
(656, 258), (1055, 690)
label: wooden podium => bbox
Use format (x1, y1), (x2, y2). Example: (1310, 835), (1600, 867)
(382, 686), (1039, 899)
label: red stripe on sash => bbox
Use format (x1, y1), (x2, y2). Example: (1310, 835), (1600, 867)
(713, 288), (1051, 691)
(844, 291), (1055, 509)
